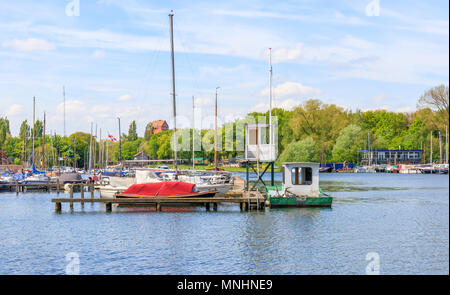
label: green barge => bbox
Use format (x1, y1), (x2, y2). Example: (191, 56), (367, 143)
(265, 162), (333, 208)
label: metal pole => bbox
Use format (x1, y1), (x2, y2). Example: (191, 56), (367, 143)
(42, 112), (46, 169)
(429, 131), (432, 164)
(89, 122), (93, 172)
(118, 117), (122, 168)
(214, 86), (220, 170)
(269, 48), (273, 162)
(169, 12), (178, 176)
(63, 86), (66, 137)
(192, 95), (195, 170)
(32, 96), (35, 165)
(446, 125), (449, 164)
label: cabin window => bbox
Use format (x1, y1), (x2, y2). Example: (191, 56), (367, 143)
(249, 128), (258, 145)
(291, 167), (313, 185)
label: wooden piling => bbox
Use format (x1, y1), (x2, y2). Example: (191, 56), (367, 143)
(15, 181), (19, 195)
(156, 202), (161, 212)
(105, 202), (112, 212)
(69, 185), (74, 210)
(80, 184), (84, 206)
(56, 179), (60, 194)
(213, 203), (218, 211)
(55, 202), (61, 213)
(90, 184), (94, 199)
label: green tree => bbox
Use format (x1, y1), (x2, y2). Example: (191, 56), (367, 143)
(278, 137), (319, 164)
(128, 120), (138, 141)
(332, 124), (365, 163)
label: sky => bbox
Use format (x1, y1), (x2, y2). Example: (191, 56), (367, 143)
(0, 0), (448, 137)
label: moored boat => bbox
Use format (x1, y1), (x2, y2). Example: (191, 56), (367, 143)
(114, 181), (217, 198)
(265, 162), (332, 207)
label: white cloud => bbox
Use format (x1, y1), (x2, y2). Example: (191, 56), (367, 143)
(117, 94), (132, 101)
(271, 44), (303, 63)
(250, 98), (303, 112)
(371, 94), (388, 103)
(56, 100), (85, 113)
(396, 106), (413, 113)
(2, 38), (55, 51)
(4, 104), (23, 116)
(342, 35), (374, 49)
(260, 82), (322, 99)
(91, 49), (105, 59)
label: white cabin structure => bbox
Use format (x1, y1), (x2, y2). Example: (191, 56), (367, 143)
(282, 162), (320, 197)
(245, 123), (278, 162)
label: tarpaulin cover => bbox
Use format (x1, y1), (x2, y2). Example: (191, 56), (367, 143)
(122, 181), (197, 196)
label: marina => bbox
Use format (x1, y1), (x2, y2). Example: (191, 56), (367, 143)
(0, 1), (448, 278)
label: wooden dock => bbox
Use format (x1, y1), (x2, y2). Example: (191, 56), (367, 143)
(0, 181), (98, 194)
(52, 183), (266, 213)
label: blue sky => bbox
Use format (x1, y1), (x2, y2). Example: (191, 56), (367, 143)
(0, 0), (448, 137)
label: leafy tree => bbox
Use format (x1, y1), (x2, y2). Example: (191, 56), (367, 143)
(144, 122), (154, 141)
(278, 137), (319, 164)
(128, 120), (138, 141)
(19, 120), (31, 139)
(332, 124), (365, 163)
(417, 84), (449, 123)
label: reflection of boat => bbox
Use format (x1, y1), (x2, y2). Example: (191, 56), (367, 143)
(266, 162), (332, 207)
(115, 182), (217, 198)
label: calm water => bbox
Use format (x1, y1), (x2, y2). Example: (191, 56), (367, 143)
(0, 173), (448, 274)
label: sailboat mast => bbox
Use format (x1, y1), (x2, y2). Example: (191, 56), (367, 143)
(169, 12), (178, 175)
(32, 96), (35, 165)
(430, 131), (433, 164)
(214, 87), (220, 170)
(192, 96), (195, 170)
(63, 86), (66, 137)
(89, 122), (93, 171)
(42, 112), (46, 169)
(269, 48), (273, 162)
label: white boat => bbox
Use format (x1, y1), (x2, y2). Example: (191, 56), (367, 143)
(21, 174), (50, 185)
(99, 169), (234, 198)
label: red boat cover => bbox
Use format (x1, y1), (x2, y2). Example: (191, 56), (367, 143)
(121, 181), (197, 196)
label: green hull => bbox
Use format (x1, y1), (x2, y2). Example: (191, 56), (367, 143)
(265, 186), (332, 207)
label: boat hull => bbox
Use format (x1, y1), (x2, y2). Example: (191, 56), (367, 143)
(114, 190), (218, 199)
(268, 195), (332, 207)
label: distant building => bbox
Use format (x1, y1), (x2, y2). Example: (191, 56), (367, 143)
(151, 120), (169, 134)
(357, 149), (424, 165)
(133, 151), (150, 161)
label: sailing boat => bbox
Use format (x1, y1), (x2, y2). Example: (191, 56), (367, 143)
(111, 12), (219, 199)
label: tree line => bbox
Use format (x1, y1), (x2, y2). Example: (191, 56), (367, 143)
(0, 84), (448, 167)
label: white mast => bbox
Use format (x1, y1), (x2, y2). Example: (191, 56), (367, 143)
(169, 12), (178, 176)
(192, 95), (195, 170)
(430, 131), (433, 164)
(269, 48), (273, 162)
(63, 86), (66, 137)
